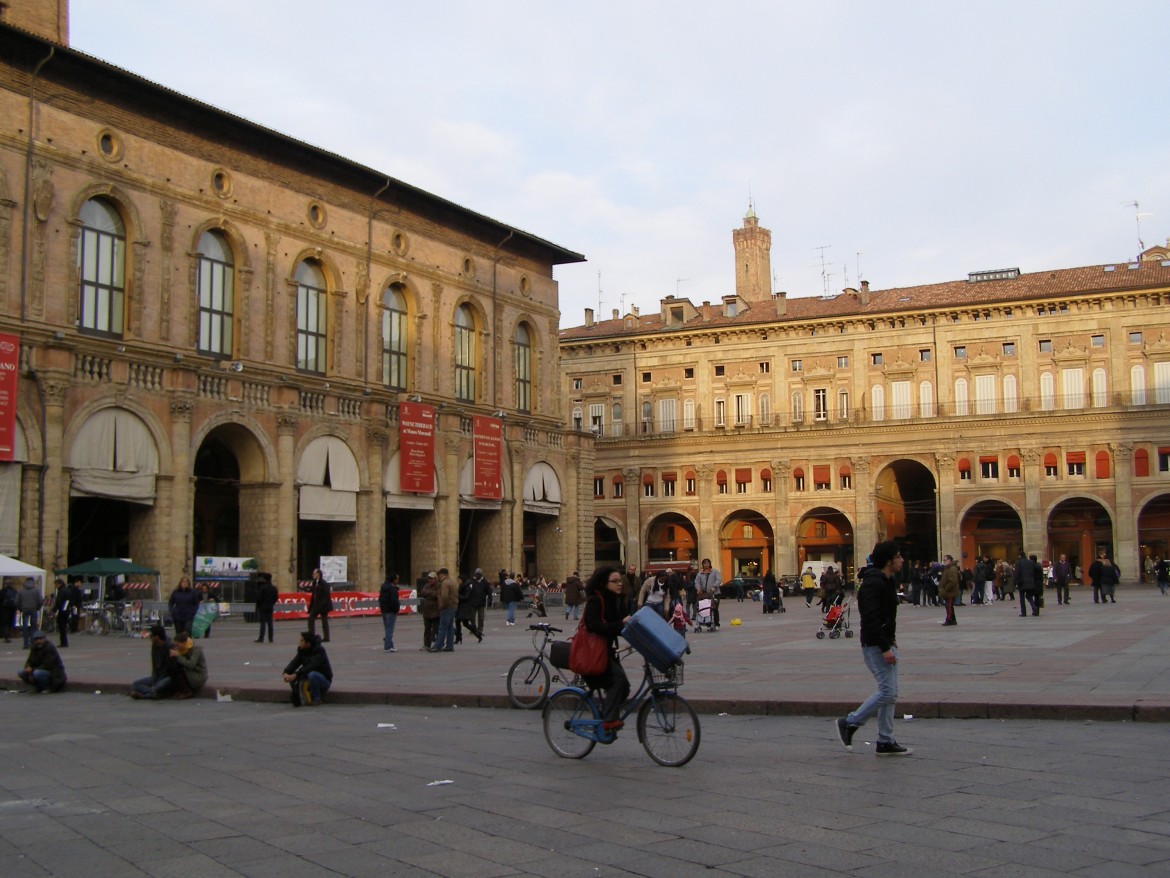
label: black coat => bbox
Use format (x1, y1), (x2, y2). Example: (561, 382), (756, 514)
(284, 640), (333, 681)
(255, 581), (279, 613)
(857, 566), (899, 652)
(168, 587), (200, 624)
(378, 580), (400, 614)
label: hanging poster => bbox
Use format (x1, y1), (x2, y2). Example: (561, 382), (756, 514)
(399, 401), (436, 493)
(473, 415), (503, 499)
(0, 334), (19, 462)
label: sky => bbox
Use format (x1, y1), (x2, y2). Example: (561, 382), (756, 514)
(70, 1), (1170, 327)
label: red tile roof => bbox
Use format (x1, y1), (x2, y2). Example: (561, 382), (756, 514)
(559, 258), (1170, 341)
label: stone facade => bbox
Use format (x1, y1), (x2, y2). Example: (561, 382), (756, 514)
(0, 20), (591, 589)
(561, 211), (1170, 582)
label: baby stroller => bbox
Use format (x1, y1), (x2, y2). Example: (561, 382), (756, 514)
(693, 598), (716, 633)
(816, 594), (853, 639)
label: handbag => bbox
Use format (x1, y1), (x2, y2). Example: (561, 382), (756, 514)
(569, 598), (609, 676)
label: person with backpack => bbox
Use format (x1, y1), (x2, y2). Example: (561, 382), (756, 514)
(17, 577), (43, 648)
(638, 571), (669, 619)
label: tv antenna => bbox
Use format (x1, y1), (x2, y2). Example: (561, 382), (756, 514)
(596, 270), (603, 314)
(676, 278), (689, 297)
(1123, 200), (1151, 255)
(813, 245), (833, 297)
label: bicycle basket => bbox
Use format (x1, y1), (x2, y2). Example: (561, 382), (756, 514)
(548, 640), (572, 670)
(647, 661), (682, 688)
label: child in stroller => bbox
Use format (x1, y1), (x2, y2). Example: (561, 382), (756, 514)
(816, 594), (854, 639)
(692, 596), (716, 633)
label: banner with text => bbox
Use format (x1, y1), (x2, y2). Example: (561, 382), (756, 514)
(473, 415), (503, 499)
(399, 402), (436, 493)
(0, 334), (19, 462)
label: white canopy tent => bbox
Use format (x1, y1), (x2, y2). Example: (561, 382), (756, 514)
(0, 553), (47, 594)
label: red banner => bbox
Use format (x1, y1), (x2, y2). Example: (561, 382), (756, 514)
(399, 402), (435, 493)
(473, 415), (503, 499)
(0, 334), (18, 462)
(275, 589), (416, 619)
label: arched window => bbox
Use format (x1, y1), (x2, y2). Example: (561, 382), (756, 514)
(791, 391), (804, 423)
(572, 407), (582, 431)
(838, 389), (849, 421)
(1095, 450), (1111, 479)
(871, 385), (885, 421)
(682, 398), (695, 430)
(919, 381), (934, 418)
(953, 378), (968, 416)
(611, 402), (622, 436)
(381, 283), (408, 390)
(295, 259), (327, 373)
(514, 323), (532, 412)
(1091, 367), (1107, 408)
(1131, 365), (1147, 406)
(454, 304), (476, 402)
(1135, 448), (1150, 477)
(196, 229), (234, 356)
(1003, 374), (1018, 413)
(641, 400), (652, 433)
(759, 393), (771, 426)
(78, 197), (126, 336)
(1040, 372), (1055, 411)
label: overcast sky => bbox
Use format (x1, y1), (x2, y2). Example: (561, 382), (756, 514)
(72, 1), (1169, 327)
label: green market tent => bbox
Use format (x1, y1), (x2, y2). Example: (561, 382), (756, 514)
(54, 558), (161, 602)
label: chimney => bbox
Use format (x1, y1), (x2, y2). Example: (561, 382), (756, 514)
(773, 292), (787, 317)
(859, 280), (870, 307)
(584, 308), (594, 327)
(612, 309), (619, 320)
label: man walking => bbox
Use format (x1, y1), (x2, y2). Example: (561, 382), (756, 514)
(1052, 554), (1072, 605)
(836, 541), (911, 756)
(431, 568), (458, 652)
(563, 571), (584, 620)
(469, 568), (491, 634)
(1015, 551), (1040, 616)
(254, 572), (278, 643)
(17, 577), (43, 648)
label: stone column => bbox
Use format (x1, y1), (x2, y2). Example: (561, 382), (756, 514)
(38, 379), (68, 570)
(695, 463), (716, 565)
(366, 427), (388, 581)
(1111, 441), (1137, 579)
(1020, 448), (1045, 551)
(852, 458), (876, 561)
(276, 415), (298, 582)
(168, 397), (195, 584)
(935, 452), (957, 556)
(623, 467), (642, 569)
(772, 459), (792, 573)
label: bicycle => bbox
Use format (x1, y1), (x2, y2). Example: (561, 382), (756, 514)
(542, 649), (701, 767)
(506, 622), (576, 709)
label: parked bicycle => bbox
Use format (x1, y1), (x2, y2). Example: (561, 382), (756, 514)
(84, 601), (126, 635)
(507, 622), (576, 709)
(542, 649), (700, 766)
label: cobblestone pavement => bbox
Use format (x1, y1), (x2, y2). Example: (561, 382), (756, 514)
(2, 693), (1169, 877)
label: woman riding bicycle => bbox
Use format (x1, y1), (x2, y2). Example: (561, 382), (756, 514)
(582, 567), (631, 732)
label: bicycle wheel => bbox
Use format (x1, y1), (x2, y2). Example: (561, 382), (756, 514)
(507, 656), (551, 709)
(637, 693), (700, 767)
(41, 613), (56, 634)
(543, 689), (598, 759)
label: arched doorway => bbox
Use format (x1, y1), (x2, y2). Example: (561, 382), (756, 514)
(297, 436), (360, 582)
(594, 517), (624, 567)
(521, 462), (562, 579)
(795, 507), (855, 580)
(67, 408), (160, 565)
(1137, 494), (1170, 581)
(718, 508), (774, 578)
(194, 423), (266, 560)
(644, 512), (698, 572)
(1047, 497), (1114, 581)
(873, 459), (937, 567)
(960, 499), (1023, 565)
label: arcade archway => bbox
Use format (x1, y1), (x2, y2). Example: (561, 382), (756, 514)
(644, 512), (698, 571)
(1047, 497), (1114, 580)
(873, 459), (937, 566)
(1137, 494), (1170, 581)
(960, 499), (1023, 565)
(718, 509), (775, 578)
(795, 507), (855, 580)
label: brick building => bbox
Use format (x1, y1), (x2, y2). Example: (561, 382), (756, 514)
(0, 12), (593, 589)
(561, 208), (1170, 582)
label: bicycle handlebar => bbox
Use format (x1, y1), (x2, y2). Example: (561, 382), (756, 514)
(528, 623), (562, 634)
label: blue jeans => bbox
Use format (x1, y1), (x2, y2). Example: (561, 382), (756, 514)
(847, 646), (898, 744)
(505, 601), (517, 624)
(132, 675), (175, 699)
(20, 668), (53, 691)
(434, 608), (457, 650)
(381, 612), (398, 650)
(21, 610), (39, 647)
(565, 603), (580, 620)
(292, 671), (331, 704)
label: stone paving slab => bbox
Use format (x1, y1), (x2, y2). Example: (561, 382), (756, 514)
(4, 584), (1170, 720)
(2, 696), (1170, 877)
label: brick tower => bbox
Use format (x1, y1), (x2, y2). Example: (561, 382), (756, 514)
(732, 204), (772, 302)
